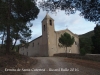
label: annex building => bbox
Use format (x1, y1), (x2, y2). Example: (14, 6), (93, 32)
(19, 14), (80, 56)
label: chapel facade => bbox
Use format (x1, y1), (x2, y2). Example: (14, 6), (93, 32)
(19, 14), (80, 56)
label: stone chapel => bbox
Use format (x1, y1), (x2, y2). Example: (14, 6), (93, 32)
(19, 14), (80, 56)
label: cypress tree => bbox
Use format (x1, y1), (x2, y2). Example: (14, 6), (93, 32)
(92, 24), (100, 54)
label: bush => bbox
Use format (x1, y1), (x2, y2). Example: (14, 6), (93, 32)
(80, 48), (86, 56)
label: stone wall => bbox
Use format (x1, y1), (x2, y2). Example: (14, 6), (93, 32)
(55, 29), (80, 54)
(53, 53), (100, 62)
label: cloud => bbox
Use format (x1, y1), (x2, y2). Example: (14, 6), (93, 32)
(0, 9), (96, 44)
(30, 9), (96, 41)
(48, 11), (96, 34)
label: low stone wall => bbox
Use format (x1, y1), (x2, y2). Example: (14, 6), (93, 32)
(53, 53), (100, 62)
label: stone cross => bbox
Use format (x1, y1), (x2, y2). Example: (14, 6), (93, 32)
(46, 9), (49, 14)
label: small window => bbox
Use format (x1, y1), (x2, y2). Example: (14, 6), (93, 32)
(44, 25), (45, 31)
(75, 41), (77, 45)
(50, 20), (52, 25)
(69, 49), (71, 53)
(33, 42), (34, 47)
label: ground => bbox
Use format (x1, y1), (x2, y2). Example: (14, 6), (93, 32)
(0, 52), (37, 75)
(25, 57), (100, 75)
(0, 54), (100, 75)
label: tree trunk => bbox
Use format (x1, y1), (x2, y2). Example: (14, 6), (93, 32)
(1, 30), (5, 48)
(11, 39), (17, 50)
(6, 25), (10, 53)
(66, 47), (67, 57)
(6, 0), (11, 53)
(11, 32), (18, 50)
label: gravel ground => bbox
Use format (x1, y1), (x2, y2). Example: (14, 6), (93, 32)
(25, 57), (100, 75)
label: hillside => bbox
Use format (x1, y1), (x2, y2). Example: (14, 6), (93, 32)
(79, 30), (94, 54)
(79, 30), (94, 38)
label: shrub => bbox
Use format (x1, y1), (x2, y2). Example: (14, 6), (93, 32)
(80, 48), (86, 56)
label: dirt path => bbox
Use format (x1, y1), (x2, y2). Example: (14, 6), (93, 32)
(25, 57), (100, 75)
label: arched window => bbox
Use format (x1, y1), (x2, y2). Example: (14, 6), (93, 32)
(50, 20), (52, 25)
(75, 41), (77, 45)
(69, 49), (71, 53)
(44, 25), (45, 31)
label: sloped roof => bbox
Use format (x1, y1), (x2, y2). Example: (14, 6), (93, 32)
(29, 35), (42, 43)
(55, 29), (79, 38)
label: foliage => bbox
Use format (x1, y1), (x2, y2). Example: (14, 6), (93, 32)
(92, 24), (100, 54)
(10, 22), (32, 50)
(80, 48), (86, 56)
(0, 0), (39, 53)
(79, 31), (94, 38)
(79, 30), (94, 54)
(79, 37), (93, 54)
(24, 43), (29, 48)
(39, 0), (100, 22)
(59, 32), (74, 52)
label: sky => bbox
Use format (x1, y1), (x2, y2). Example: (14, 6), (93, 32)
(28, 9), (96, 42)
(0, 1), (97, 45)
(0, 9), (96, 45)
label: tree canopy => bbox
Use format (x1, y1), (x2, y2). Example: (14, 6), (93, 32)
(79, 37), (93, 55)
(79, 31), (94, 54)
(59, 32), (74, 53)
(0, 0), (39, 53)
(39, 0), (100, 23)
(92, 24), (100, 54)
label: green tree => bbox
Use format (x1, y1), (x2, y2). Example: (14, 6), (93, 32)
(10, 22), (32, 50)
(0, 24), (6, 48)
(59, 32), (74, 54)
(39, 0), (100, 22)
(0, 0), (39, 53)
(92, 24), (100, 54)
(79, 37), (93, 55)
